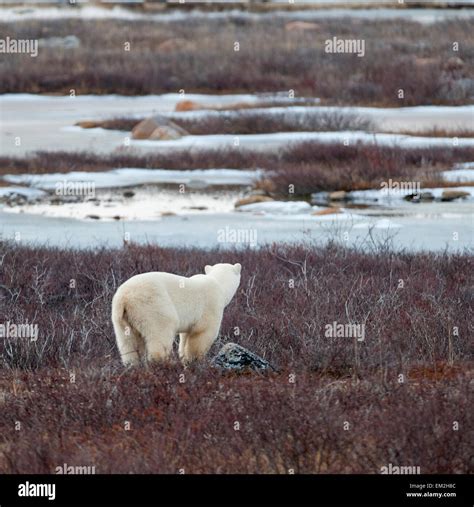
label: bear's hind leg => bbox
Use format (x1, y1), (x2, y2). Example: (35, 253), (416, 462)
(115, 325), (141, 367)
(144, 320), (177, 364)
(178, 333), (188, 364)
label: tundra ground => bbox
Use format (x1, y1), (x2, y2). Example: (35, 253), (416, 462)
(0, 241), (472, 473)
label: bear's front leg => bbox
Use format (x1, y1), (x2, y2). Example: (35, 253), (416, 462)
(181, 325), (220, 364)
(178, 332), (189, 364)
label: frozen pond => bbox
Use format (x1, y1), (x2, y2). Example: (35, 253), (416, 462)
(1, 203), (472, 252)
(1, 168), (473, 252)
(1, 93), (473, 253)
(0, 93), (264, 156)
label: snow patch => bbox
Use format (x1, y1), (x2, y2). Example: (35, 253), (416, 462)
(2, 168), (261, 190)
(349, 186), (473, 204)
(1, 6), (474, 24)
(353, 219), (402, 229)
(130, 131), (474, 151)
(237, 200), (312, 214)
(443, 164), (474, 183)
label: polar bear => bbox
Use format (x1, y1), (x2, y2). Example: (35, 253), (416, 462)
(111, 263), (241, 366)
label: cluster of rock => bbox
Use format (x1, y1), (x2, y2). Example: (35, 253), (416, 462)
(234, 194), (274, 208)
(234, 188), (345, 216)
(406, 190), (470, 202)
(130, 98), (259, 140)
(0, 191), (30, 207)
(311, 189), (471, 205)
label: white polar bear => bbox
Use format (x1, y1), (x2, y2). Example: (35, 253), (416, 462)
(111, 263), (241, 366)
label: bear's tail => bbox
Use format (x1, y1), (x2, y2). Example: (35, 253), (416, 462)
(111, 290), (128, 332)
(111, 290), (140, 366)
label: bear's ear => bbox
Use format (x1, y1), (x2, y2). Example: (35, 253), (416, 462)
(204, 265), (212, 274)
(234, 263), (241, 275)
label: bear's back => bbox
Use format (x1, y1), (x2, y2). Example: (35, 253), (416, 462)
(117, 271), (220, 304)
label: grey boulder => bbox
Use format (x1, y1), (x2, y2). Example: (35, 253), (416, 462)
(212, 342), (275, 373)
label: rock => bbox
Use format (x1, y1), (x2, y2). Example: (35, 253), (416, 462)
(148, 126), (183, 141)
(131, 118), (160, 139)
(153, 115), (188, 135)
(234, 195), (274, 208)
(175, 100), (203, 112)
(86, 214), (101, 220)
(76, 120), (100, 129)
(131, 115), (188, 140)
(38, 35), (81, 49)
(157, 38), (192, 52)
(123, 190), (135, 198)
(1, 193), (27, 206)
(403, 192), (435, 202)
(212, 343), (275, 373)
(161, 211), (176, 216)
(444, 56), (464, 71)
(50, 195), (81, 205)
(403, 193), (421, 202)
(312, 207), (342, 216)
(328, 190), (348, 201)
(285, 21), (320, 32)
(441, 190), (470, 201)
(420, 192), (435, 201)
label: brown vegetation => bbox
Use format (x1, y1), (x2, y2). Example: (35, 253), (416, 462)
(77, 110), (373, 136)
(1, 16), (473, 105)
(0, 241), (472, 473)
(2, 144), (473, 196)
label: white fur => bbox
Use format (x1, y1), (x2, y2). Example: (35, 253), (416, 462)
(111, 263), (241, 366)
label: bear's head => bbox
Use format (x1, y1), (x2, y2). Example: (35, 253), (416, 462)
(204, 263), (241, 305)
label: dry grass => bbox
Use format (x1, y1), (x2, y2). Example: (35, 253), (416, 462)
(76, 110), (373, 135)
(1, 16), (473, 105)
(0, 241), (472, 473)
(2, 144), (473, 196)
